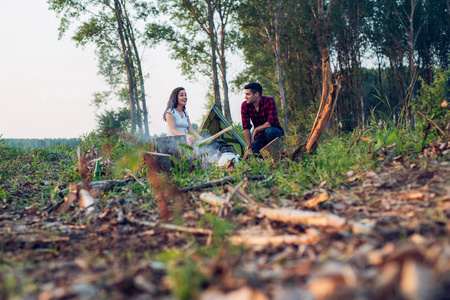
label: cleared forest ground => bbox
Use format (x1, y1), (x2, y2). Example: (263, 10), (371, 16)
(1, 140), (449, 299)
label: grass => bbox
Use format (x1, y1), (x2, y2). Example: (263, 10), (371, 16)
(0, 110), (447, 299)
(0, 118), (435, 210)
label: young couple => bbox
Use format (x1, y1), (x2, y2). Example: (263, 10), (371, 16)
(163, 83), (284, 157)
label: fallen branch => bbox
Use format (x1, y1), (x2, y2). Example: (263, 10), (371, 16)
(71, 179), (132, 194)
(258, 207), (373, 234)
(382, 145), (397, 167)
(217, 179), (248, 217)
(180, 175), (265, 192)
(199, 192), (227, 207)
(230, 230), (321, 247)
(124, 168), (151, 193)
(225, 185), (248, 204)
(303, 192), (329, 208)
(225, 179), (247, 203)
(259, 207), (346, 228)
(129, 218), (212, 235)
(157, 223), (212, 235)
(416, 110), (448, 139)
(236, 187), (267, 208)
(55, 194), (77, 214)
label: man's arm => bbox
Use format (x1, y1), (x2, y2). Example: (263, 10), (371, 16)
(252, 121), (271, 140)
(244, 128), (252, 147)
(243, 128), (253, 159)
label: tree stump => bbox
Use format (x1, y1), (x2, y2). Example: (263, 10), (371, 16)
(150, 135), (188, 159)
(144, 152), (173, 173)
(145, 135), (189, 173)
(260, 135), (308, 162)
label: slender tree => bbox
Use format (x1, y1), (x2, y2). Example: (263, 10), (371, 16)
(148, 0), (237, 121)
(48, 0), (152, 135)
(242, 0), (290, 132)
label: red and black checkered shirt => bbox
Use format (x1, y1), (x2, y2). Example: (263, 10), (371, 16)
(241, 96), (284, 140)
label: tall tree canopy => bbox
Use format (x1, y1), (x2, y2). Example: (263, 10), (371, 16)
(48, 0), (154, 137)
(146, 0), (238, 121)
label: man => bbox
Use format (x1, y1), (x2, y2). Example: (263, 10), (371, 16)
(241, 82), (284, 159)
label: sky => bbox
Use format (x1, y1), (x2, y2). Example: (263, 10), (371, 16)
(0, 0), (243, 139)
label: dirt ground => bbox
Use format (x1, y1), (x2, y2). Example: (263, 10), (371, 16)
(1, 144), (449, 300)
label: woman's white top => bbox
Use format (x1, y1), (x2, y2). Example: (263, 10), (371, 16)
(166, 108), (189, 136)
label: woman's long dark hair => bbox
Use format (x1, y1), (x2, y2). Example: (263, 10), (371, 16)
(163, 87), (186, 121)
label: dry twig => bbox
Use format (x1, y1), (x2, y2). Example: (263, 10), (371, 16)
(180, 175), (266, 192)
(128, 217), (212, 235)
(303, 192), (329, 208)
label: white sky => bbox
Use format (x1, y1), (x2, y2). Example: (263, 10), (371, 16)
(0, 0), (243, 139)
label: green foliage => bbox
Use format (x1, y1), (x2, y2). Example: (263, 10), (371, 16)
(96, 108), (131, 137)
(157, 249), (204, 300)
(415, 67), (450, 140)
(156, 213), (236, 300)
(0, 265), (37, 300)
(0, 136), (23, 163)
(199, 213), (235, 244)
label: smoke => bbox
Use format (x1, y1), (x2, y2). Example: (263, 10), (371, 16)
(152, 134), (239, 168)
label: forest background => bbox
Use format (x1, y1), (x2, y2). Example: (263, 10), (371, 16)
(6, 0), (448, 144)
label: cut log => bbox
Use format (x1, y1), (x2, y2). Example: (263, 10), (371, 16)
(260, 135), (308, 162)
(260, 137), (284, 162)
(79, 189), (95, 214)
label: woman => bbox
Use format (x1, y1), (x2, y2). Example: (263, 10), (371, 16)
(163, 87), (201, 145)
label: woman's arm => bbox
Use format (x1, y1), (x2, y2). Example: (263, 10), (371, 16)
(166, 112), (196, 145)
(187, 117), (201, 139)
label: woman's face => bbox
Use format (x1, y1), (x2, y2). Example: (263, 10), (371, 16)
(177, 89), (187, 107)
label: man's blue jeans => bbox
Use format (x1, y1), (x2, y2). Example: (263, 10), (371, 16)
(252, 127), (284, 155)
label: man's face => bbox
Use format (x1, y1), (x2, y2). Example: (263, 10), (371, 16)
(244, 89), (259, 105)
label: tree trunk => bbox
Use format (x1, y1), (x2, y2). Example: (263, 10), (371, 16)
(274, 2), (288, 132)
(219, 23), (232, 122)
(122, 0), (150, 138)
(207, 0), (222, 111)
(255, 1), (289, 133)
(114, 0), (136, 132)
(306, 49), (342, 153)
(129, 56), (143, 133)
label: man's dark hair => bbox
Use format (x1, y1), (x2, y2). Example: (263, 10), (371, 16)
(244, 82), (263, 96)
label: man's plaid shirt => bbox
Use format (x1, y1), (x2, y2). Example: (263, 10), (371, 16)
(241, 96), (284, 140)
